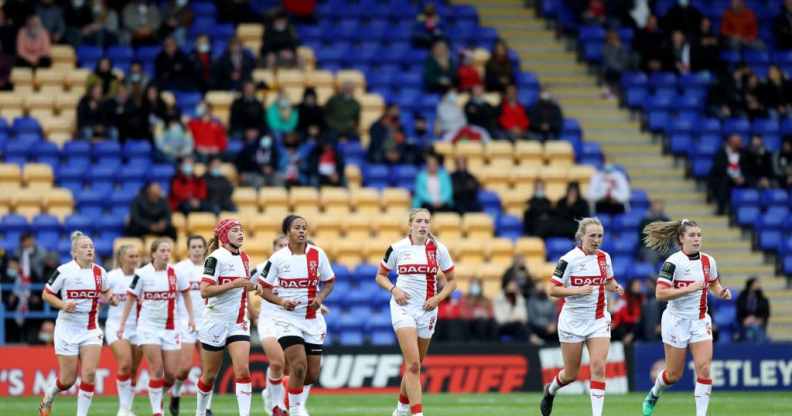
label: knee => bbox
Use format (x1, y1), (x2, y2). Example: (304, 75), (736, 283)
(290, 361), (307, 380)
(59, 377), (76, 389)
(589, 358), (607, 379)
(200, 372), (216, 385)
(406, 360), (421, 377)
(80, 371), (96, 385)
(233, 365), (251, 380)
(695, 362), (711, 379)
(268, 360), (284, 375)
(117, 362), (132, 376)
(562, 367), (579, 382)
(305, 364), (321, 385)
(664, 368), (682, 384)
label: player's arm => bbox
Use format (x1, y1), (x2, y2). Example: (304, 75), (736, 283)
(708, 277), (731, 300)
(655, 261), (704, 300)
(310, 278), (334, 311)
(259, 285), (297, 310)
(42, 270), (75, 312)
(118, 275), (140, 337)
(605, 277), (624, 295)
(199, 257), (253, 298)
(547, 259), (593, 297)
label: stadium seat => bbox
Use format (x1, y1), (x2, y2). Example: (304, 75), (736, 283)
(258, 187), (289, 212)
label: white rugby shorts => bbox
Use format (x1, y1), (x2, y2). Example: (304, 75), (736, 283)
(136, 324), (181, 351)
(198, 317), (251, 348)
(272, 311), (326, 345)
(557, 309), (611, 343)
(104, 320), (138, 346)
(390, 299), (438, 339)
(54, 321), (104, 356)
(661, 310), (713, 349)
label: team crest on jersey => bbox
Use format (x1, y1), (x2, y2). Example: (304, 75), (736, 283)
(281, 263), (291, 273)
(309, 260), (318, 274)
(220, 263), (236, 275)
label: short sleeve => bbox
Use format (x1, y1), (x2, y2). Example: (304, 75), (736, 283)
(127, 273), (143, 298)
(657, 260), (676, 288)
(100, 267), (110, 291)
(44, 269), (64, 295)
(708, 256), (719, 282)
(202, 256), (219, 285)
(605, 253), (614, 280)
(551, 258), (570, 286)
(318, 249), (335, 282)
(380, 245), (397, 271)
(437, 243), (454, 273)
(250, 262), (265, 281)
(176, 267), (189, 291)
(262, 258), (279, 288)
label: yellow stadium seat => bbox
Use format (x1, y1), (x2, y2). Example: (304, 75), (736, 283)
(15, 206), (41, 220)
(245, 236), (273, 260)
(0, 92), (22, 111)
(0, 163), (21, 186)
(297, 46), (315, 69)
(303, 70), (334, 88)
(258, 187), (289, 212)
(462, 213), (493, 239)
(341, 214), (372, 240)
(55, 92), (81, 112)
(538, 165), (568, 186)
(237, 23), (264, 43)
(567, 164), (596, 184)
(0, 107), (23, 120)
(276, 70), (305, 88)
(335, 69), (365, 92)
(232, 187), (258, 212)
(242, 39), (261, 56)
(22, 163), (54, 187)
(432, 212), (463, 241)
(253, 69), (276, 87)
(289, 187), (319, 210)
(10, 68), (33, 88)
(171, 212), (186, 233)
(344, 164), (362, 188)
(320, 187), (350, 214)
(515, 141), (544, 165)
(358, 93), (384, 113)
(455, 141), (484, 160)
(510, 165), (541, 188)
(187, 213), (217, 234)
(38, 85), (67, 95)
(472, 48), (490, 66)
(0, 205), (9, 217)
(433, 141), (454, 159)
(381, 188), (411, 213)
(1, 186), (23, 208)
(205, 90), (235, 110)
(65, 69), (91, 90)
(373, 216), (405, 239)
(35, 69), (67, 90)
(451, 262), (478, 281)
(113, 237), (144, 255)
(349, 187), (379, 214)
(47, 206), (72, 221)
(515, 237), (546, 259)
(485, 141), (515, 165)
(334, 240), (364, 268)
(457, 239), (485, 265)
(25, 94), (56, 112)
(363, 237), (390, 265)
(499, 190), (529, 218)
(479, 165), (511, 189)
(249, 215), (282, 237)
(51, 45), (76, 66)
(312, 215), (343, 239)
(487, 238), (515, 265)
(544, 141), (575, 165)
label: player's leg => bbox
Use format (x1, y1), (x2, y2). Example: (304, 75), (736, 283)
(262, 337), (286, 414)
(142, 344), (166, 415)
(541, 341), (583, 416)
(586, 338), (610, 416)
(76, 344), (102, 416)
(283, 338), (308, 415)
(643, 343), (687, 415)
(196, 346), (224, 416)
(162, 346), (181, 416)
(170, 339), (194, 414)
(690, 340), (713, 416)
(130, 343), (143, 411)
(301, 344), (323, 415)
(395, 327), (424, 416)
(110, 340), (135, 414)
(396, 335), (431, 414)
(228, 338), (253, 416)
(40, 352), (79, 415)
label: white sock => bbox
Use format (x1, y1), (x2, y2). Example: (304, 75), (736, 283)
(590, 381), (606, 416)
(299, 384), (312, 408)
(695, 378), (712, 416)
(172, 378), (185, 398)
(397, 393), (410, 411)
(148, 379), (163, 415)
(196, 379), (212, 416)
(76, 383), (95, 416)
(548, 373), (569, 395)
(117, 375), (133, 411)
(651, 369), (672, 397)
(267, 369), (284, 410)
(288, 386), (303, 414)
(236, 378), (252, 416)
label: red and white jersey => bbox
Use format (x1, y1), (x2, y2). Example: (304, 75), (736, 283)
(260, 244), (334, 320)
(105, 268), (137, 328)
(174, 259), (205, 321)
(201, 247), (252, 324)
(128, 263), (188, 330)
(44, 261), (108, 330)
(657, 251), (719, 320)
(379, 237), (454, 305)
(551, 247), (614, 320)
(252, 261), (280, 317)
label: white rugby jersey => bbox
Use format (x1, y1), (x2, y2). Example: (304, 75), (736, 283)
(44, 261), (109, 329)
(174, 259), (205, 322)
(551, 247), (614, 320)
(252, 261), (280, 318)
(657, 251), (719, 320)
(105, 268), (137, 328)
(202, 247), (252, 323)
(260, 244), (334, 320)
(379, 237), (454, 305)
(128, 263), (188, 330)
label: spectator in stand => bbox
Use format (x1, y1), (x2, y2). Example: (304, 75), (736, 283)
(458, 278), (496, 340)
(501, 254), (535, 299)
(281, 131), (306, 186)
(62, 0), (92, 47)
(450, 156), (482, 214)
(744, 73), (767, 120)
(260, 10), (300, 68)
(15, 15), (51, 69)
(485, 39), (515, 93)
(203, 157), (236, 214)
(760, 65), (791, 118)
(721, 0), (761, 50)
(413, 153), (454, 212)
(14, 232), (48, 282)
(169, 156), (208, 214)
(660, 0), (703, 37)
(526, 285), (557, 345)
(188, 102), (228, 160)
(633, 15), (666, 72)
(493, 279), (529, 341)
(0, 9), (14, 91)
(588, 163), (631, 215)
(611, 279), (644, 344)
(638, 199), (671, 263)
(423, 39), (456, 93)
(743, 135), (775, 188)
(102, 83), (137, 142)
(122, 0), (161, 47)
(456, 49), (482, 92)
(158, 0), (193, 47)
(189, 34), (215, 92)
(709, 133), (747, 215)
(773, 0), (792, 50)
(86, 57), (121, 98)
(736, 277), (770, 343)
(307, 137), (345, 187)
(214, 37), (256, 91)
(267, 91), (298, 139)
(528, 90), (564, 142)
(669, 30), (691, 75)
(324, 81), (361, 141)
(155, 36), (194, 91)
(580, 0), (606, 25)
(550, 181), (590, 238)
(137, 83), (169, 140)
(36, 0), (65, 44)
(81, 0), (120, 48)
(498, 84), (530, 141)
(602, 29), (632, 99)
(296, 87), (324, 136)
(125, 60), (150, 92)
(707, 64), (751, 118)
(154, 115), (193, 162)
(464, 84), (499, 138)
(691, 17), (724, 73)
(229, 80), (266, 138)
(236, 128), (283, 188)
(774, 138), (792, 187)
(368, 103), (408, 165)
(78, 84), (112, 140)
(522, 179), (553, 237)
(412, 114), (433, 145)
(283, 0), (316, 24)
(411, 2), (444, 49)
(125, 182), (177, 240)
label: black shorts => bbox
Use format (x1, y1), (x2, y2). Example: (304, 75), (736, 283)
(278, 336), (323, 355)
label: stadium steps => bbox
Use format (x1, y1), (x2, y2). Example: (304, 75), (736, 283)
(460, 0), (792, 340)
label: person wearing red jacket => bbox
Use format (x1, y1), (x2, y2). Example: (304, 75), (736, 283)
(188, 103), (228, 161)
(498, 84), (530, 141)
(720, 0), (761, 49)
(169, 156), (208, 215)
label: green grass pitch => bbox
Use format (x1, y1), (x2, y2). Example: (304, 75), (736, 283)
(9, 392), (792, 415)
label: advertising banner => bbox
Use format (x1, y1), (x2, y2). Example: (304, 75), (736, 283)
(538, 342), (629, 394)
(632, 343), (792, 391)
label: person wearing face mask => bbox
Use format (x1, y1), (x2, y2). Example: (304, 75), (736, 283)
(742, 135), (775, 188)
(459, 278), (495, 339)
(528, 90), (564, 142)
(450, 156), (482, 214)
(261, 10), (299, 68)
(190, 34), (215, 93)
(523, 179), (554, 237)
(169, 156), (209, 215)
(236, 128), (284, 188)
(188, 102), (229, 160)
(660, 0), (703, 37)
(307, 137), (346, 187)
(611, 279), (645, 345)
(155, 114), (194, 162)
(498, 84), (530, 141)
(464, 84), (498, 137)
(155, 36), (194, 91)
(15, 15), (52, 69)
(296, 87), (324, 136)
(736, 276), (770, 342)
(122, 0), (161, 47)
(493, 280), (529, 341)
(203, 157), (237, 214)
(435, 87), (491, 143)
(80, 0), (120, 48)
(86, 57), (120, 98)
(126, 182), (178, 240)
(587, 162), (631, 215)
(159, 0), (193, 48)
(125, 60), (150, 91)
(423, 39), (456, 93)
(214, 36), (256, 91)
(267, 91), (299, 139)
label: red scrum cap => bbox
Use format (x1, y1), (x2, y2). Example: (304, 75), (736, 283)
(215, 218), (241, 244)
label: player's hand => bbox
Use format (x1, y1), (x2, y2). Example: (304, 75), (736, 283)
(423, 296), (440, 311)
(308, 297), (322, 311)
(320, 304), (330, 315)
(63, 301), (77, 312)
(576, 286), (595, 295)
(719, 287), (732, 300)
(610, 283), (624, 296)
(188, 320), (196, 333)
(117, 324), (125, 340)
(280, 299), (298, 311)
(109, 294), (120, 306)
(687, 281), (706, 293)
(392, 287), (410, 305)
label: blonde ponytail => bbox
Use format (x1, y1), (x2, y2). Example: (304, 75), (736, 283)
(643, 219), (699, 253)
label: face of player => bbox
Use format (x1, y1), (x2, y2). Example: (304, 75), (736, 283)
(679, 225), (702, 254)
(273, 237), (288, 251)
(73, 237), (95, 266)
(188, 238), (207, 262)
(121, 247), (140, 273)
(152, 242), (172, 268)
(227, 225), (245, 247)
(410, 211), (432, 241)
(288, 218), (308, 245)
(580, 224), (604, 254)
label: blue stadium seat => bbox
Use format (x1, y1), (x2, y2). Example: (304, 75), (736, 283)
(477, 190), (501, 212)
(362, 164), (390, 188)
(135, 46), (161, 62)
(123, 140), (152, 158)
(93, 140), (122, 159)
(496, 215), (522, 239)
(1, 214), (29, 235)
(392, 165), (418, 188)
(630, 190), (650, 211)
(624, 86), (647, 109)
(3, 135), (38, 160)
(760, 189), (788, 208)
(76, 45), (103, 64)
(752, 118), (780, 137)
(339, 331), (364, 346)
(11, 117), (41, 135)
(628, 261), (654, 280)
(648, 72), (677, 90)
(723, 117), (751, 136)
(735, 206), (761, 227)
(77, 188), (110, 212)
(106, 46), (134, 64)
(354, 263), (378, 283)
(31, 214), (61, 234)
(690, 156), (713, 179)
(191, 1), (217, 17)
(63, 140), (92, 159)
(64, 214), (94, 234)
(646, 111), (669, 133)
(545, 237), (574, 261)
(148, 164), (176, 182)
(370, 330), (396, 346)
(669, 133), (692, 157)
